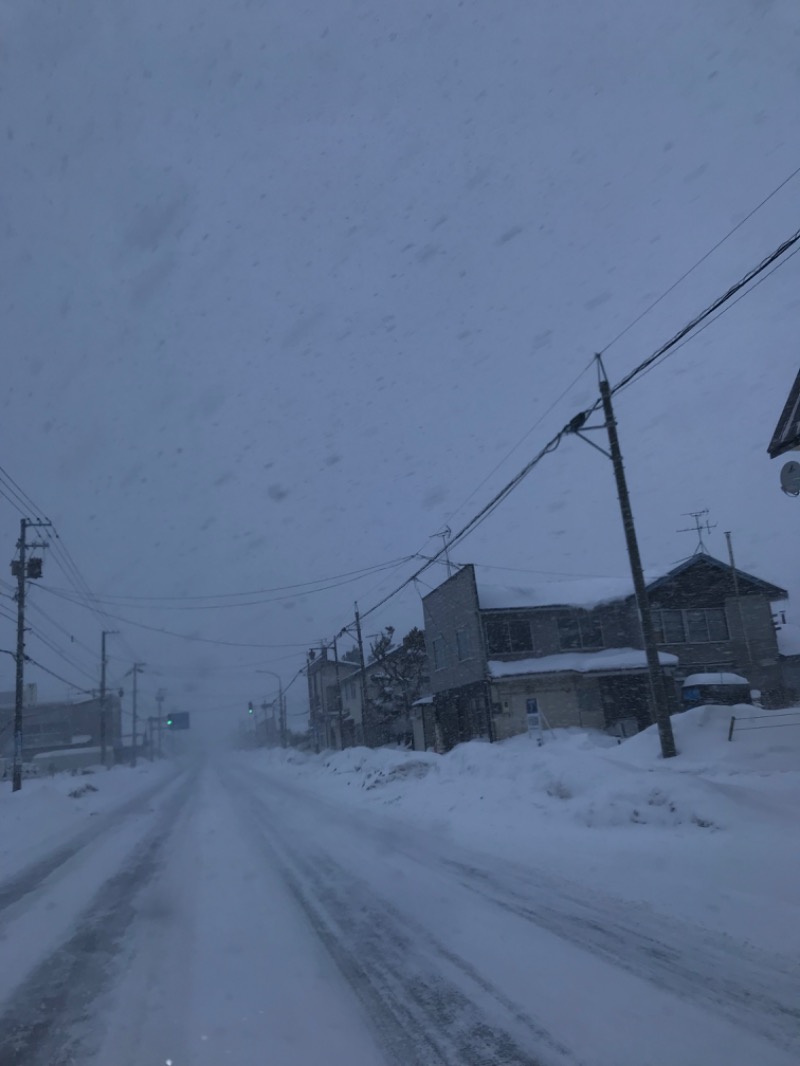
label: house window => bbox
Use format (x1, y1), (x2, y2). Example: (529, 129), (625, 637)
(485, 618), (533, 655)
(456, 628), (472, 661)
(706, 608), (729, 641)
(433, 637), (446, 671)
(557, 612), (604, 650)
(653, 608), (729, 644)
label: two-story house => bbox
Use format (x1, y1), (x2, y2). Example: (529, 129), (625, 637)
(422, 556), (788, 749)
(306, 648), (361, 750)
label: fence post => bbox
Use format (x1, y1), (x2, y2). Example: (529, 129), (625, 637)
(728, 715), (736, 742)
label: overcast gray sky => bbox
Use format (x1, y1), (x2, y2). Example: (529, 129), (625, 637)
(1, 0), (799, 728)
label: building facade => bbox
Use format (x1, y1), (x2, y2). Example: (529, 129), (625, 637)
(422, 556), (788, 749)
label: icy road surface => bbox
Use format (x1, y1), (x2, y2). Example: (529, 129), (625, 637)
(0, 760), (798, 1066)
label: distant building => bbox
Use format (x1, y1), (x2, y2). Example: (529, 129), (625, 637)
(308, 634), (430, 750)
(0, 694), (121, 761)
(422, 556), (788, 750)
(306, 647), (360, 750)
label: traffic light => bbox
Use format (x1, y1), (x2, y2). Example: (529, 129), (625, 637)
(166, 715), (173, 727)
(165, 712), (190, 730)
(248, 701), (254, 715)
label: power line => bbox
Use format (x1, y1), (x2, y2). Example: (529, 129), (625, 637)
(38, 557), (418, 613)
(601, 159), (800, 354)
(36, 556), (417, 606)
(614, 243), (800, 399)
(341, 222), (800, 633)
(24, 656), (94, 694)
(610, 225), (800, 396)
(444, 358), (595, 526)
(35, 586), (319, 649)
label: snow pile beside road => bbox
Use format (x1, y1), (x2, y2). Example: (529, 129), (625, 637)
(257, 705), (800, 834)
(246, 706), (800, 952)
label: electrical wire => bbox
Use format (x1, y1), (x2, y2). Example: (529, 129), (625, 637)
(38, 557), (418, 613)
(610, 226), (800, 397)
(443, 357), (595, 526)
(600, 159), (800, 354)
(330, 222), (800, 637)
(614, 244), (800, 399)
(34, 586), (320, 649)
(37, 556), (418, 606)
(24, 656), (94, 694)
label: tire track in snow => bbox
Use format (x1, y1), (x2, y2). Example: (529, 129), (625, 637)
(0, 774), (195, 1066)
(240, 763), (800, 1055)
(438, 857), (800, 1054)
(0, 770), (184, 917)
(225, 769), (582, 1066)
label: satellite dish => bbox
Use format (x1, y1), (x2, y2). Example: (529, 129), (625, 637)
(780, 460), (800, 497)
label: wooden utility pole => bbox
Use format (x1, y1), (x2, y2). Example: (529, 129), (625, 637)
(155, 687), (166, 757)
(332, 635), (345, 751)
(128, 662), (145, 767)
(725, 531), (753, 670)
(354, 602), (370, 747)
(597, 362), (677, 759)
(10, 518), (50, 791)
(99, 629), (119, 767)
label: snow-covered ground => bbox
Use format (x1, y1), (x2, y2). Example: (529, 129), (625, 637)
(0, 715), (797, 1065)
(243, 705), (800, 955)
(0, 759), (175, 876)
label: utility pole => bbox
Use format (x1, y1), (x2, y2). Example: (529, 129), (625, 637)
(725, 531), (753, 671)
(99, 629), (119, 767)
(10, 518), (50, 792)
(332, 635), (345, 751)
(354, 601), (371, 747)
(155, 687), (166, 757)
(596, 360), (677, 759)
(279, 683), (286, 750)
(257, 669), (286, 749)
(127, 662), (145, 767)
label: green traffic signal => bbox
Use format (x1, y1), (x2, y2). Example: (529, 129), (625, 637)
(166, 716), (173, 726)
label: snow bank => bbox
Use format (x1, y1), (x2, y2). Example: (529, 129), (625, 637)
(246, 706), (800, 952)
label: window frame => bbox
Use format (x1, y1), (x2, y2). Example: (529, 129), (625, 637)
(556, 611), (604, 651)
(653, 607), (729, 644)
(484, 617), (533, 655)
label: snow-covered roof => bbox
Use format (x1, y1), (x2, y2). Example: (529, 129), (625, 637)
(475, 554), (788, 612)
(412, 694), (433, 706)
(682, 672), (750, 687)
(477, 575), (636, 611)
(776, 622), (800, 658)
(488, 648), (678, 678)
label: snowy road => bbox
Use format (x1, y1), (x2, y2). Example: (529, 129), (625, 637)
(0, 759), (798, 1066)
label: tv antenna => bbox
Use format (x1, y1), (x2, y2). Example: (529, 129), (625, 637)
(678, 509), (716, 555)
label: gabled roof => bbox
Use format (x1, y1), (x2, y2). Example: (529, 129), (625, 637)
(644, 553), (787, 601)
(768, 368), (800, 458)
(475, 553), (787, 612)
(477, 574), (634, 611)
